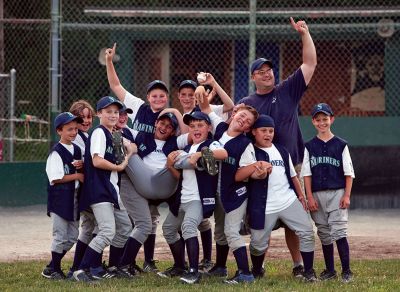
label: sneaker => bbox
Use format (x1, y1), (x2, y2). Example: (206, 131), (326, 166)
(180, 268), (201, 284)
(302, 269), (318, 283)
(203, 265), (228, 278)
(113, 265), (136, 279)
(200, 147), (218, 176)
(199, 259), (214, 272)
(129, 263), (144, 274)
(224, 270), (255, 284)
(251, 267), (265, 279)
(292, 265), (304, 278)
(72, 269), (97, 283)
(157, 265), (186, 278)
(66, 269), (75, 280)
(41, 266), (65, 280)
(90, 266), (116, 280)
(143, 260), (159, 273)
(341, 270), (353, 283)
(319, 269), (337, 281)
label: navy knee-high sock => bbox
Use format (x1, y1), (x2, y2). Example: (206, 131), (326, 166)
(51, 251), (64, 272)
(71, 240), (88, 271)
(200, 229), (212, 261)
(250, 252), (265, 273)
(109, 245), (125, 267)
(215, 243), (229, 268)
(79, 246), (102, 270)
(169, 239), (185, 269)
(144, 234), (156, 262)
(322, 243), (335, 272)
(233, 246), (250, 274)
(47, 250), (67, 269)
(300, 250), (315, 272)
(185, 237), (199, 271)
(118, 237), (142, 267)
(336, 237), (350, 272)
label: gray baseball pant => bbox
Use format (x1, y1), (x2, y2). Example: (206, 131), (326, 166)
(250, 199), (314, 256)
(224, 199), (248, 251)
(310, 189), (348, 245)
(119, 173), (153, 244)
(162, 200), (203, 244)
(88, 202), (132, 253)
(125, 155), (178, 200)
(50, 212), (79, 254)
(213, 192), (228, 245)
(78, 211), (96, 244)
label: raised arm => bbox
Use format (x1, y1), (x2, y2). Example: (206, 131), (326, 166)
(199, 72), (234, 113)
(105, 43), (127, 102)
(290, 17), (317, 85)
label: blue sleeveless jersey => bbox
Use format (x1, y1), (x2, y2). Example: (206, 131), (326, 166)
(214, 123), (251, 213)
(131, 104), (161, 134)
(247, 144), (294, 230)
(305, 136), (347, 192)
(47, 143), (82, 221)
(80, 125), (120, 211)
(167, 139), (218, 218)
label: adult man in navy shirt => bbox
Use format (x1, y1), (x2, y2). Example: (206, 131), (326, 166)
(237, 17), (317, 277)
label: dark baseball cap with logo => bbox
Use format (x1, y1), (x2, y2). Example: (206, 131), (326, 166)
(54, 112), (83, 129)
(311, 103), (334, 118)
(179, 80), (197, 91)
(183, 111), (211, 125)
(119, 104), (133, 114)
(96, 96), (124, 111)
(250, 58), (274, 74)
(146, 80), (169, 94)
(157, 112), (178, 130)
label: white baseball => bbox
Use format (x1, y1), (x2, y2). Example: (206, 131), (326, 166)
(197, 73), (207, 83)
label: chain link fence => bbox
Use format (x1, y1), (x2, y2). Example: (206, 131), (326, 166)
(2, 0), (400, 161)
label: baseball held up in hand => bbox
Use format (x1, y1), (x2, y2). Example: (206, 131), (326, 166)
(197, 72), (207, 83)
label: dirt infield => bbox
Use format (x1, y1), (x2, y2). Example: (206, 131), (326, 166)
(1, 205), (399, 262)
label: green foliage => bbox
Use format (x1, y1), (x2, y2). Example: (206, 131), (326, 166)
(1, 259), (399, 291)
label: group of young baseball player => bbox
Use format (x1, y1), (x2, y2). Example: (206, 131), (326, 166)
(42, 18), (355, 285)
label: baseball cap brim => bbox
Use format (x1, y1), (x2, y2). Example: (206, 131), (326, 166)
(147, 80), (169, 94)
(251, 58), (273, 74)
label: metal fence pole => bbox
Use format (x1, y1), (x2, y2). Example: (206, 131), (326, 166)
(248, 0), (257, 94)
(9, 68), (15, 162)
(50, 0), (61, 147)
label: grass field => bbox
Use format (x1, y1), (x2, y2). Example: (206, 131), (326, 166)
(1, 259), (399, 291)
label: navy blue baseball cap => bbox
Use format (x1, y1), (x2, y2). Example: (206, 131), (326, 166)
(146, 80), (169, 94)
(252, 114), (275, 129)
(183, 111), (211, 125)
(157, 112), (178, 130)
(119, 104), (133, 114)
(311, 103), (334, 118)
(250, 58), (274, 74)
(54, 112), (83, 129)
(96, 96), (124, 111)
(179, 80), (197, 91)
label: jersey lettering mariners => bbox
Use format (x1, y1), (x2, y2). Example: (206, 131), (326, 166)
(309, 155), (340, 168)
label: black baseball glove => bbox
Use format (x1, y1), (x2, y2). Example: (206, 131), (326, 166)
(112, 130), (125, 165)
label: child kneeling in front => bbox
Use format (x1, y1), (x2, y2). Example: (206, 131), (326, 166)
(159, 111), (227, 284)
(240, 115), (317, 282)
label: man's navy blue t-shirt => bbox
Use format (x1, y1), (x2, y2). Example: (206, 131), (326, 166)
(238, 68), (306, 165)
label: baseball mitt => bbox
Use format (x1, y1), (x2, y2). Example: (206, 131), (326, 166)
(112, 130), (125, 165)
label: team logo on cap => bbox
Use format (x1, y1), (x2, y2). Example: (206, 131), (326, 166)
(317, 104), (323, 110)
